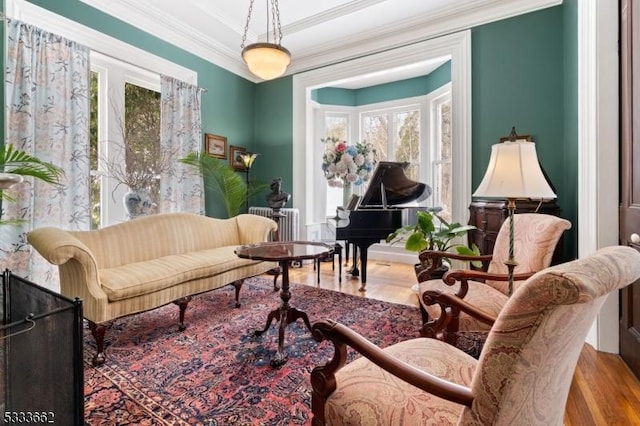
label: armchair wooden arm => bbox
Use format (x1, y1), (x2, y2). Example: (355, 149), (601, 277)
(420, 270), (535, 341)
(416, 250), (493, 282)
(418, 250), (493, 264)
(421, 290), (497, 339)
(441, 268), (535, 298)
(310, 319), (474, 425)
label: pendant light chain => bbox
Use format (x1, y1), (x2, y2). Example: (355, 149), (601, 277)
(272, 0), (284, 45)
(240, 0), (254, 49)
(241, 0), (284, 49)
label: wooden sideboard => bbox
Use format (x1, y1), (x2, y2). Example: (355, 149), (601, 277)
(467, 199), (562, 264)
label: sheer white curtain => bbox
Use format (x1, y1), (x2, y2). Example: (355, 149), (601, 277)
(159, 75), (204, 214)
(2, 19), (90, 290)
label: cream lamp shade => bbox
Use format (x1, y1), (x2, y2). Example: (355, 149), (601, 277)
(473, 141), (556, 200)
(242, 43), (291, 81)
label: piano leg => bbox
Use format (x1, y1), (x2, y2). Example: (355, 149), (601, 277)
(353, 239), (379, 292)
(348, 244), (359, 277)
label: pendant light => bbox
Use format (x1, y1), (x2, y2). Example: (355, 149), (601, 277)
(241, 0), (291, 80)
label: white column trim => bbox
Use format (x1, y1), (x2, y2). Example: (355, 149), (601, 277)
(578, 0), (620, 351)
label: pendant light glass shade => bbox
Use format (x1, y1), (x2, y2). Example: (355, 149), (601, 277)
(241, 42), (291, 81)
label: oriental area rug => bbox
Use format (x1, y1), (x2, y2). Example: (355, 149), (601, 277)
(84, 276), (421, 425)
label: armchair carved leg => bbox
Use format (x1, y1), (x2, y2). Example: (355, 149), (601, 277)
(88, 321), (107, 366)
(173, 296), (191, 331)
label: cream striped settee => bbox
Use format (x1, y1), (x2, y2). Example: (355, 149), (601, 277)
(27, 212), (278, 365)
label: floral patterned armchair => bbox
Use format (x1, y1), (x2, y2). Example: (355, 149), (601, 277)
(417, 213), (571, 355)
(310, 246), (640, 425)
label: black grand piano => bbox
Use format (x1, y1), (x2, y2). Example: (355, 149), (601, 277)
(330, 161), (432, 291)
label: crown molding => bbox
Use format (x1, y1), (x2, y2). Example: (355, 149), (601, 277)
(78, 0), (560, 82)
(280, 0), (388, 37)
(286, 0), (562, 75)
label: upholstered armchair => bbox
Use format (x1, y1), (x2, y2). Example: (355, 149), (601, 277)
(417, 213), (571, 348)
(310, 246), (640, 425)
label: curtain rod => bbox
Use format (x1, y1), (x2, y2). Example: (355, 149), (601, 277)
(91, 50), (209, 93)
(1, 13), (208, 93)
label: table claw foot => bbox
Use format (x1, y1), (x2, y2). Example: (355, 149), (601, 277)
(255, 308), (280, 336)
(270, 350), (288, 368)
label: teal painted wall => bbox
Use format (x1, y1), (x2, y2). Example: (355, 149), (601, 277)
(252, 76), (294, 208)
(356, 61), (451, 105)
(17, 0), (257, 218)
(312, 61), (452, 107)
(471, 5), (574, 259)
(315, 87), (356, 106)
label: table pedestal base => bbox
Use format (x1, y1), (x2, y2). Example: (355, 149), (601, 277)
(254, 305), (312, 367)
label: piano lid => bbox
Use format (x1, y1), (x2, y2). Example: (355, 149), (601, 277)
(359, 161), (431, 208)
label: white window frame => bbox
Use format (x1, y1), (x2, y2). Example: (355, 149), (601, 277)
(91, 53), (161, 226)
(427, 83), (453, 214)
(315, 90), (453, 217)
(358, 97), (428, 194)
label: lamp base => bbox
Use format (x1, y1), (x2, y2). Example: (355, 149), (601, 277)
(505, 198), (518, 296)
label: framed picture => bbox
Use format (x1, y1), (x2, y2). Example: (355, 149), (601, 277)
(230, 145), (247, 171)
(204, 133), (227, 159)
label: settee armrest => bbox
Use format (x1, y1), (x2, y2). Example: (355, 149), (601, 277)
(236, 214), (278, 244)
(27, 227), (106, 302)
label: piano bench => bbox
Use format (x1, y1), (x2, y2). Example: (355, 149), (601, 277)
(314, 242), (342, 284)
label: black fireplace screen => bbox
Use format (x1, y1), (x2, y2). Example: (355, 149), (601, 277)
(1, 270), (83, 425)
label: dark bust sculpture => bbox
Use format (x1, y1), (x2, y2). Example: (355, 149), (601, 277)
(266, 177), (291, 214)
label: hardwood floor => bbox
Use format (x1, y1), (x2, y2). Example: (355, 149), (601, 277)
(288, 258), (640, 425)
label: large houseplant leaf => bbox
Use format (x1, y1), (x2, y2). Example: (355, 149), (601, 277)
(0, 144), (65, 226)
(179, 152), (269, 218)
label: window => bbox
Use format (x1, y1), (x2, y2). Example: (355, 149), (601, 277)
(362, 106), (421, 181)
(318, 87), (451, 217)
(322, 112), (350, 216)
(430, 93), (452, 222)
(89, 54), (162, 228)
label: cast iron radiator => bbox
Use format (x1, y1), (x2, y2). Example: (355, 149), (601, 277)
(248, 207), (300, 241)
(1, 270), (84, 425)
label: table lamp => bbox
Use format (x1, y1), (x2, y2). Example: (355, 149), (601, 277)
(473, 140), (556, 295)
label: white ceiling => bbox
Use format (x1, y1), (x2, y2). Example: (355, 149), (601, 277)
(79, 0), (561, 85)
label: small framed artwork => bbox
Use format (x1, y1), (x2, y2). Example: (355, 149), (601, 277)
(230, 145), (247, 171)
(204, 133), (227, 159)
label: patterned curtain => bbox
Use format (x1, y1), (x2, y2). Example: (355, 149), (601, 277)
(2, 19), (90, 290)
(159, 75), (204, 214)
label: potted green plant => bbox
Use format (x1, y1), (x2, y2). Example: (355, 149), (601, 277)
(0, 144), (64, 226)
(386, 209), (481, 278)
(179, 151), (269, 218)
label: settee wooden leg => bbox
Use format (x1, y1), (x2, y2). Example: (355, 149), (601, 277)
(232, 280), (244, 308)
(174, 296), (191, 331)
(271, 267), (281, 291)
(88, 321), (106, 366)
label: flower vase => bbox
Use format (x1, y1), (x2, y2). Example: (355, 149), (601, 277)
(342, 182), (353, 208)
(124, 188), (153, 219)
